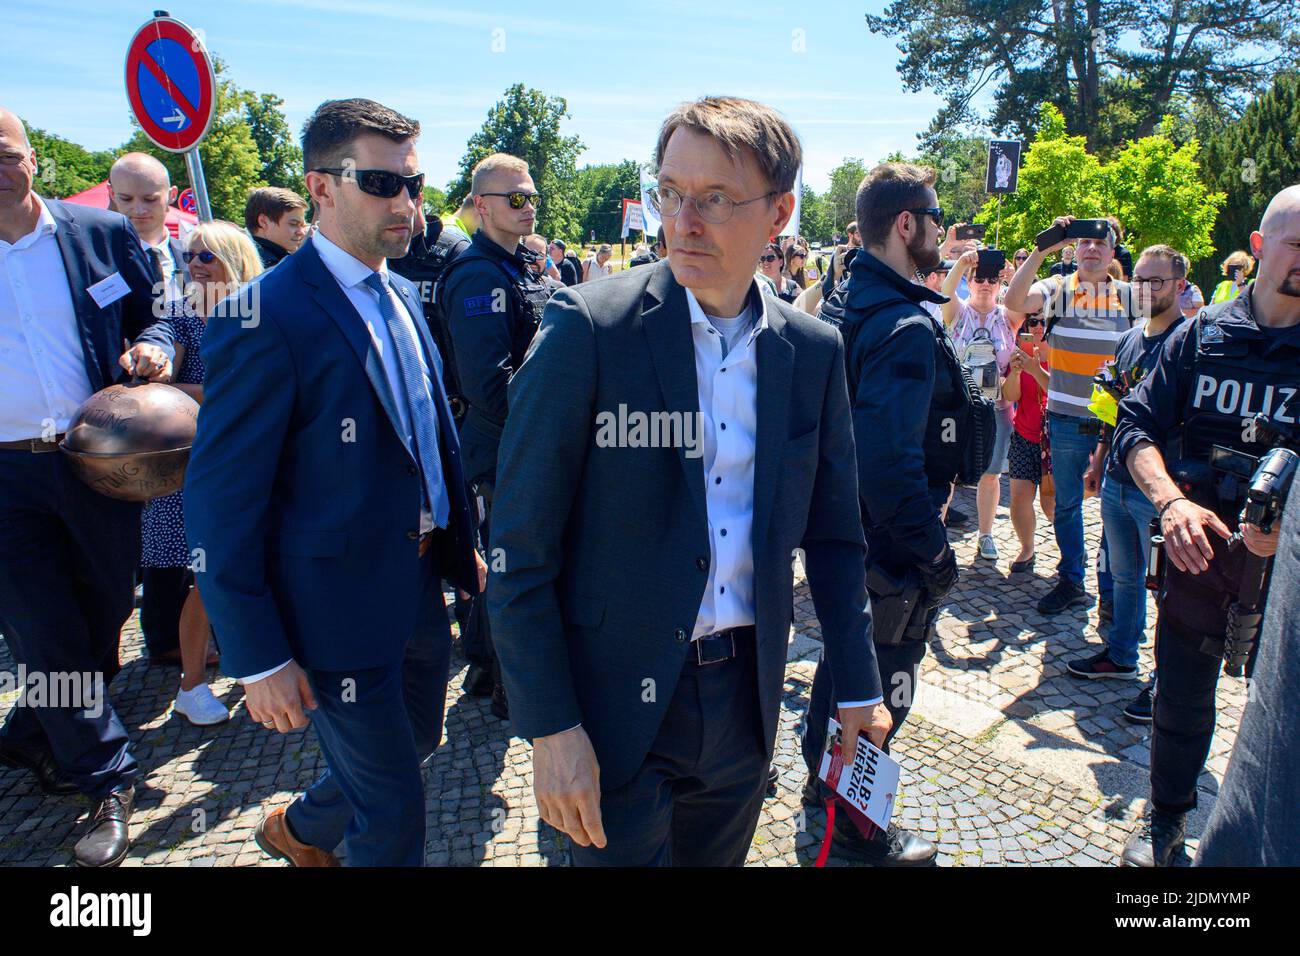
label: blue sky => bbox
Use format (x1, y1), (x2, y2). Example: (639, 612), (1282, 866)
(4, 1), (954, 193)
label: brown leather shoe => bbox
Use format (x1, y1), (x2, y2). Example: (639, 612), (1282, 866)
(255, 805), (340, 867)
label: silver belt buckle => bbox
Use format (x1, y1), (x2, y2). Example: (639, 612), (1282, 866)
(695, 629), (736, 666)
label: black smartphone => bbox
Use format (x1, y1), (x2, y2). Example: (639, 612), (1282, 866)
(1066, 218), (1111, 242)
(1227, 265), (1243, 282)
(975, 249), (1006, 279)
(1035, 223), (1067, 251)
(955, 223), (986, 241)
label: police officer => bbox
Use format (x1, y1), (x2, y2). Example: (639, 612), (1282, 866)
(437, 153), (551, 719)
(801, 162), (961, 866)
(1112, 184), (1300, 866)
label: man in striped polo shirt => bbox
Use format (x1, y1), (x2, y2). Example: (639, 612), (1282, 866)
(1005, 216), (1132, 614)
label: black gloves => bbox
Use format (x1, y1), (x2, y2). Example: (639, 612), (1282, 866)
(918, 545), (958, 604)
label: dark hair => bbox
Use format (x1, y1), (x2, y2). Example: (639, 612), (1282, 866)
(784, 244), (808, 288)
(550, 238), (566, 253)
(301, 98), (420, 174)
(763, 241), (782, 258)
(654, 96), (801, 193)
(244, 186), (308, 233)
(1138, 244), (1188, 278)
(855, 162), (937, 247)
(656, 226), (665, 247)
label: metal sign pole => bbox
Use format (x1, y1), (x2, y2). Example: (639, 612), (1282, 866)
(183, 148), (213, 222)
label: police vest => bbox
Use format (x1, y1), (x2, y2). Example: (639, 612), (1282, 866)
(437, 243), (550, 425)
(1179, 302), (1300, 465)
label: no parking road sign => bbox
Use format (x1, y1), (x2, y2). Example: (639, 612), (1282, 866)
(124, 16), (216, 154)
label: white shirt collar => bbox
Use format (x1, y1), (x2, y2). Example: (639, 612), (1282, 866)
(312, 230), (388, 289)
(683, 278), (770, 343)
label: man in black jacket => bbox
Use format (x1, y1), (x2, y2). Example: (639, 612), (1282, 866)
(802, 162), (962, 866)
(438, 153), (551, 717)
(244, 186), (309, 269)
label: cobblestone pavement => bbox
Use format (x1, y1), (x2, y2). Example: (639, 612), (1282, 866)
(0, 487), (1246, 866)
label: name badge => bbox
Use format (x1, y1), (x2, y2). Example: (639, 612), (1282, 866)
(86, 271), (131, 309)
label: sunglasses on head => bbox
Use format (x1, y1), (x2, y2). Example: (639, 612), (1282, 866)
(479, 191), (542, 210)
(182, 250), (219, 264)
(312, 167), (425, 199)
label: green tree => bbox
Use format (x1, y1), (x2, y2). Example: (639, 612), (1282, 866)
(918, 131), (990, 229)
(446, 84), (585, 241)
(972, 104), (1224, 266)
(245, 93), (304, 195)
(572, 160), (641, 244)
(24, 124), (114, 198)
(973, 104), (1106, 253)
(121, 58), (264, 222)
(865, 0), (1299, 154)
(1198, 71), (1300, 290)
(1101, 120), (1223, 262)
(827, 157), (867, 234)
(798, 184), (832, 241)
(422, 185), (448, 218)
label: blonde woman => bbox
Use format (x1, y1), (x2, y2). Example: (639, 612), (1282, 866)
(1210, 250), (1254, 303)
(123, 220), (263, 725)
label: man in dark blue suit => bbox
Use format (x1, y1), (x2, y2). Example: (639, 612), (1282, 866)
(0, 108), (175, 867)
(185, 98), (481, 867)
(489, 97), (891, 866)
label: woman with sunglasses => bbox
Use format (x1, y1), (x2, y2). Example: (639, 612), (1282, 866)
(1003, 312), (1054, 572)
(941, 248), (1027, 562)
(121, 221), (263, 726)
(783, 244), (809, 292)
(759, 242), (799, 302)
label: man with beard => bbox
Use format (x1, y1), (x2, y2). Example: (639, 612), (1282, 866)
(186, 98), (482, 866)
(800, 162), (960, 866)
(1112, 185), (1300, 866)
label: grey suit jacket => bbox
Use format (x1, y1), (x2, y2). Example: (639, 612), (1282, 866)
(488, 260), (881, 790)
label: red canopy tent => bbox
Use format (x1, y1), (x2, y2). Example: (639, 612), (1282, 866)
(62, 181), (198, 237)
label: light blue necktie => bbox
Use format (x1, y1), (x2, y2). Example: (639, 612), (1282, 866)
(363, 272), (450, 529)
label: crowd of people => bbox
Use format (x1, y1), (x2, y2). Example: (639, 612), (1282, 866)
(0, 92), (1297, 870)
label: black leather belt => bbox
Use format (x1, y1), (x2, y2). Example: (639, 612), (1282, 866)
(0, 435), (63, 453)
(690, 625), (754, 665)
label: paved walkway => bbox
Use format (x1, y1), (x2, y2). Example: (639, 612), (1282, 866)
(0, 487), (1247, 866)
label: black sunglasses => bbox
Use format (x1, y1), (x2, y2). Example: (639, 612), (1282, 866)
(479, 191), (542, 210)
(1025, 317), (1044, 327)
(901, 206), (945, 228)
(312, 167), (425, 199)
(759, 254), (779, 262)
(182, 250), (218, 264)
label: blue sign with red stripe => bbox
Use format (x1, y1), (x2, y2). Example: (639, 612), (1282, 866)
(124, 18), (215, 153)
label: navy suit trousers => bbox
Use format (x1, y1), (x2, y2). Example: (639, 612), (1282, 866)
(0, 450), (140, 799)
(286, 553), (452, 866)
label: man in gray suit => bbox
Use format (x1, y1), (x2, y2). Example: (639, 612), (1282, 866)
(489, 96), (891, 866)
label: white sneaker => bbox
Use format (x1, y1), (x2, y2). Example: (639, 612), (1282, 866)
(978, 534), (999, 560)
(174, 684), (231, 726)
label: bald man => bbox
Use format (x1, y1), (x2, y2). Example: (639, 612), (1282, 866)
(108, 152), (187, 304)
(1111, 184), (1300, 867)
(107, 153), (193, 668)
(0, 108), (174, 866)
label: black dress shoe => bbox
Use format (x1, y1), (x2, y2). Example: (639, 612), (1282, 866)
(1121, 808), (1186, 867)
(833, 819), (938, 867)
(490, 683), (510, 721)
(945, 505), (970, 528)
(765, 764), (779, 797)
(463, 664), (494, 698)
(75, 786), (134, 868)
(0, 740), (78, 796)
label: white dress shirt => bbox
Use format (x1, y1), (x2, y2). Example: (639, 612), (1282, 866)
(0, 196), (93, 441)
(687, 285), (763, 640)
(687, 282), (880, 710)
(240, 231), (443, 685)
